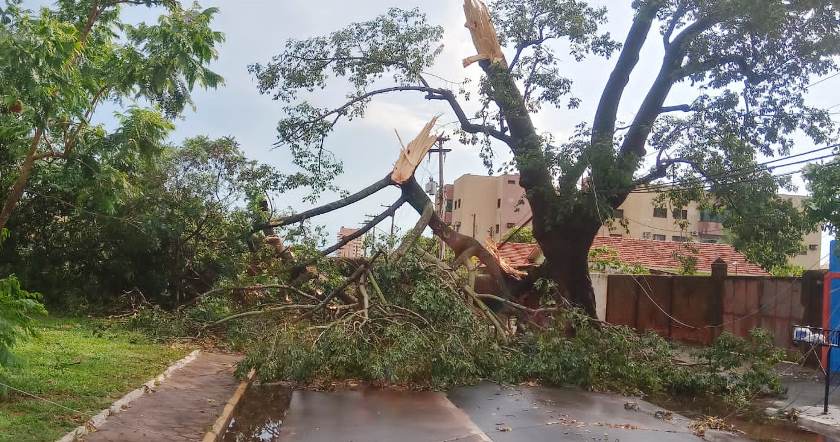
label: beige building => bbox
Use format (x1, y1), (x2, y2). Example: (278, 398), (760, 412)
(597, 192), (823, 269)
(336, 226), (363, 258)
(450, 174), (533, 241)
(450, 173), (823, 269)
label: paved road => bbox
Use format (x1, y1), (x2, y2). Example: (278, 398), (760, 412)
(273, 382), (740, 442)
(84, 352), (241, 441)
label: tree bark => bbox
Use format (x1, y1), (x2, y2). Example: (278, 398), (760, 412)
(0, 128), (44, 233)
(538, 227), (600, 318)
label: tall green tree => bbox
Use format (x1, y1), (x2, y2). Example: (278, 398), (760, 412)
(0, 0), (224, 233)
(251, 0), (839, 316)
(804, 158), (840, 236)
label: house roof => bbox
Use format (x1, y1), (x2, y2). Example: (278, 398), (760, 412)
(497, 236), (769, 276)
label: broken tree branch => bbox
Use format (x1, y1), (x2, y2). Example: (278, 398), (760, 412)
(319, 197), (405, 258)
(298, 250), (384, 321)
(256, 174), (393, 232)
(366, 269), (387, 305)
(206, 304), (314, 328)
(391, 200), (434, 263)
(462, 285), (509, 343)
(462, 0), (506, 68)
(391, 117), (440, 183)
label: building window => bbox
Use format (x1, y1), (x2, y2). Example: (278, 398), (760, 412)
(506, 222), (516, 229)
(614, 209), (624, 219)
(495, 224), (500, 234)
(653, 207), (667, 218)
(700, 210), (722, 222)
(809, 244), (819, 251)
(497, 198), (501, 208)
(672, 235), (688, 242)
(701, 239), (718, 244)
(507, 179), (516, 184)
(653, 234), (666, 241)
(672, 209), (688, 220)
(445, 199), (453, 211)
(610, 234), (622, 238)
(455, 199), (461, 209)
(642, 232), (651, 239)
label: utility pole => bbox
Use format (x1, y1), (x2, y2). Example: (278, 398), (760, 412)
(428, 135), (451, 259)
(380, 204), (396, 251)
(361, 214), (377, 258)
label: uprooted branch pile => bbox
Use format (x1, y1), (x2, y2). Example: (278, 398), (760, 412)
(136, 234), (785, 410)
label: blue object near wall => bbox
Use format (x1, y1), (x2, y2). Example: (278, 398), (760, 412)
(830, 240), (840, 373)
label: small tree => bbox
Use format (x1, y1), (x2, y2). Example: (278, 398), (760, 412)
(251, 0), (839, 316)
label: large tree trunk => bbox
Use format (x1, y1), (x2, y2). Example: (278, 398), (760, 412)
(537, 228), (600, 318)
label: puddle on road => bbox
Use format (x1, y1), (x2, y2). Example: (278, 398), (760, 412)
(649, 395), (835, 442)
(223, 383), (292, 442)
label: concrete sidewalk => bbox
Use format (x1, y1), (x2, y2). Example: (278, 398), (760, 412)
(767, 378), (840, 440)
(82, 352), (242, 441)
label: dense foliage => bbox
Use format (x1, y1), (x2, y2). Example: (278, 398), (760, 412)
(227, 246), (783, 407)
(0, 275), (46, 367)
(804, 158), (840, 237)
(0, 136), (285, 308)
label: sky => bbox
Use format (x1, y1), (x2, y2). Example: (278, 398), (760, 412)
(24, 0), (838, 264)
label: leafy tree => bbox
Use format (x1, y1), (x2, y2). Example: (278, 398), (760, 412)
(250, 0), (840, 316)
(502, 226), (536, 244)
(0, 135), (282, 307)
(804, 158), (840, 236)
(0, 0), (224, 234)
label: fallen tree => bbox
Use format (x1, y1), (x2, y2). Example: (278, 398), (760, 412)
(253, 117), (523, 302)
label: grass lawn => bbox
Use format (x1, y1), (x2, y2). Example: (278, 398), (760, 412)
(0, 316), (190, 442)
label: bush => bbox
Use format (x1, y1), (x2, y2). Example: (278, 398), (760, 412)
(0, 275), (47, 367)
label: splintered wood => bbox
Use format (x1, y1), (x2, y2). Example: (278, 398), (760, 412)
(484, 238), (527, 278)
(462, 0), (506, 68)
(390, 116), (440, 184)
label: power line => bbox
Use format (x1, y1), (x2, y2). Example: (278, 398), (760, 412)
(807, 72), (840, 88)
(632, 158), (837, 194)
(635, 147), (838, 193)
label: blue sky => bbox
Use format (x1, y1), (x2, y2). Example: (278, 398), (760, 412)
(24, 0), (837, 262)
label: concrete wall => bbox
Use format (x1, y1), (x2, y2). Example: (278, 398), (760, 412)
(592, 272), (608, 322)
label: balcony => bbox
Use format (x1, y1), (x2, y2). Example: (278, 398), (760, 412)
(697, 220), (723, 236)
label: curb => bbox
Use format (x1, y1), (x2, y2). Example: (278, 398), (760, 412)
(766, 406), (840, 440)
(202, 368), (257, 442)
(56, 349), (201, 442)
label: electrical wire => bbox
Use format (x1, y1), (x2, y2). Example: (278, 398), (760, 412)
(633, 150), (837, 193)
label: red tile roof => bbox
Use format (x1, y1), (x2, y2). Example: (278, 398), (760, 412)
(497, 237), (769, 276)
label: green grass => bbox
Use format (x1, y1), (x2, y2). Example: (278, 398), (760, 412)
(0, 317), (190, 442)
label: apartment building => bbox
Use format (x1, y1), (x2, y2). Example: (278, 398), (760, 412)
(449, 174), (533, 241)
(449, 173), (823, 269)
(597, 192), (823, 269)
(335, 226), (363, 258)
